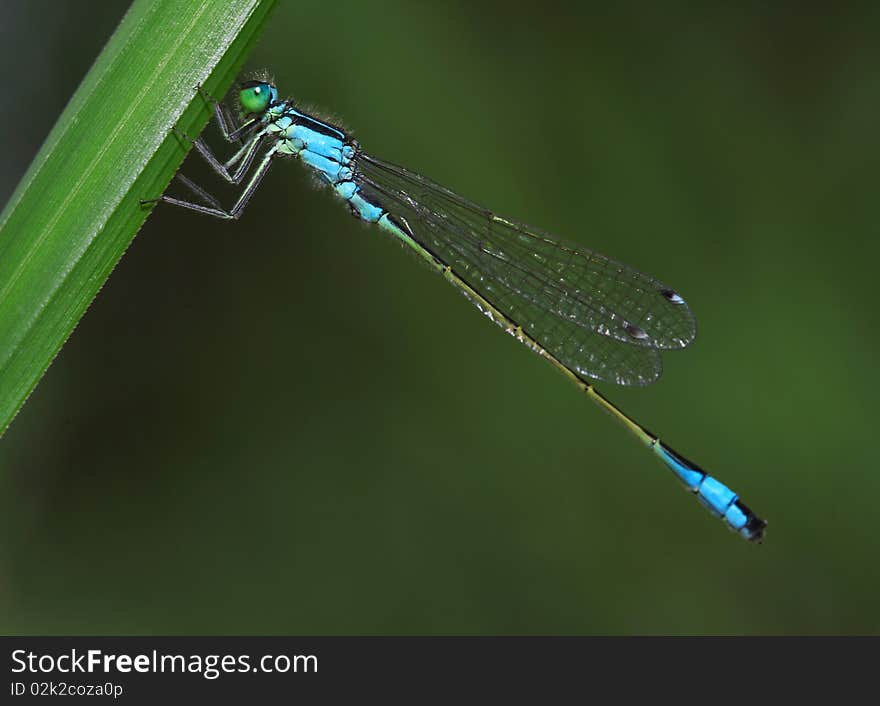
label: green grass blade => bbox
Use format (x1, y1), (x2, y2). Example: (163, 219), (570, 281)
(0, 0), (277, 436)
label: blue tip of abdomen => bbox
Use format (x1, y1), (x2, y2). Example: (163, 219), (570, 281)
(654, 440), (767, 542)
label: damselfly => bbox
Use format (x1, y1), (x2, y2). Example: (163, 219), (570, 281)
(142, 80), (767, 542)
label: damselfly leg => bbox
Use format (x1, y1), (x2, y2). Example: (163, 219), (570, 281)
(141, 90), (277, 219)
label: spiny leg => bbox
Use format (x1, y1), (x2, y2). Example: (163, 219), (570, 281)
(196, 84), (248, 144)
(227, 135), (266, 181)
(209, 91), (242, 144)
(174, 127), (266, 184)
(175, 173), (224, 210)
(168, 83), (265, 183)
(140, 172), (228, 218)
(223, 139), (257, 171)
(141, 146), (279, 220)
(224, 147), (279, 218)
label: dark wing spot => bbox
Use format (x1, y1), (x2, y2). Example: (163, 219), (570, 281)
(625, 323), (649, 340)
(660, 288), (685, 305)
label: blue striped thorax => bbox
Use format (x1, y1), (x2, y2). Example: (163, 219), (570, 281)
(264, 104), (355, 183)
(259, 98), (410, 238)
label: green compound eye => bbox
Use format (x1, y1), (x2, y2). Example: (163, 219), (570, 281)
(239, 81), (273, 114)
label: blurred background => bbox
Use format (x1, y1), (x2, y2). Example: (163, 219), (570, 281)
(1, 0), (878, 635)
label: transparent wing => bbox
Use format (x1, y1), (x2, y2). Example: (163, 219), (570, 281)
(355, 154), (697, 386)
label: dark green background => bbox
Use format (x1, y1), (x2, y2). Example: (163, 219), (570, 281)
(2, 1), (878, 634)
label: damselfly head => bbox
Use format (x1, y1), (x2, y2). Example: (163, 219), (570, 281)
(239, 80), (278, 115)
